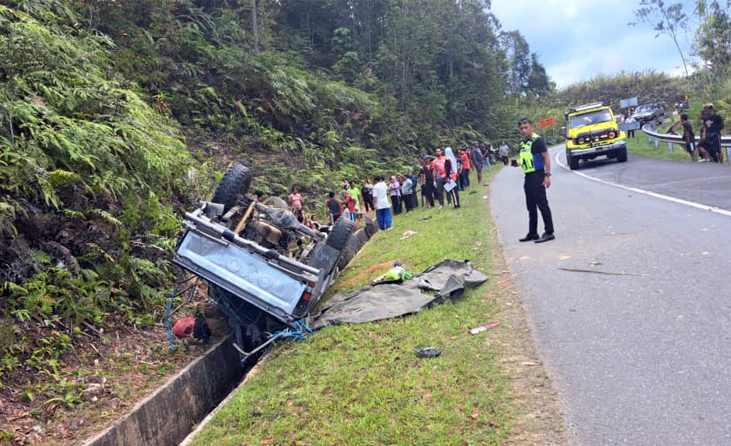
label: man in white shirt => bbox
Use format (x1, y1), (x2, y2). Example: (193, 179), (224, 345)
(400, 173), (415, 212)
(371, 176), (392, 230)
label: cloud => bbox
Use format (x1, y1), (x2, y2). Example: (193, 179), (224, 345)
(490, 0), (693, 88)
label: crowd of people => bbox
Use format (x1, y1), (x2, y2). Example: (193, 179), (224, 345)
(254, 141), (509, 234)
(279, 141), (511, 232)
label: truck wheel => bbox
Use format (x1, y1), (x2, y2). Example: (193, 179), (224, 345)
(327, 217), (355, 251)
(212, 164), (252, 213)
(263, 196), (288, 209)
(567, 151), (579, 170)
(617, 147), (628, 162)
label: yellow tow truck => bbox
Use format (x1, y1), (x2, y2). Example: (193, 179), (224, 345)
(564, 103), (627, 170)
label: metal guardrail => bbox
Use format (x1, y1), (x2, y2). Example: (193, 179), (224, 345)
(641, 123), (731, 147)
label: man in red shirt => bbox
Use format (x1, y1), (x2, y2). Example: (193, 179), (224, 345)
(432, 148), (448, 209)
(460, 149), (471, 189)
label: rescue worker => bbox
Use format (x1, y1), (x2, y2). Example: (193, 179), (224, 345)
(513, 118), (555, 243)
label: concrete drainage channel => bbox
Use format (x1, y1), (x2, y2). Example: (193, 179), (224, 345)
(83, 223), (376, 446)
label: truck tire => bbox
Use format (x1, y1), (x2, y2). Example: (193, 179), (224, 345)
(263, 196), (288, 209)
(212, 164), (252, 213)
(567, 150), (579, 170)
(617, 147), (628, 162)
(327, 217), (355, 251)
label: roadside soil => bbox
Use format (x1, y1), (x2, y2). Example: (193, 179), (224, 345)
(0, 299), (229, 446)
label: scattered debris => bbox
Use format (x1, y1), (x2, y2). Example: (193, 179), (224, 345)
(173, 316), (211, 341)
(372, 262), (414, 285)
(470, 321), (500, 335)
(558, 267), (639, 277)
(312, 260), (488, 329)
(589, 261), (602, 267)
(400, 230), (417, 240)
(340, 261), (397, 288)
(81, 383), (104, 401)
(414, 347), (441, 358)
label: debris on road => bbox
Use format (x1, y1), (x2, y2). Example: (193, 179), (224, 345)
(414, 347), (441, 358)
(400, 230), (417, 240)
(470, 321), (500, 335)
(558, 267), (639, 277)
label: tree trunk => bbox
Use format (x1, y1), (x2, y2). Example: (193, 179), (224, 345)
(671, 33), (688, 77)
(252, 0), (259, 53)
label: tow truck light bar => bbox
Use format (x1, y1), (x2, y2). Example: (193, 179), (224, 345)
(569, 102), (605, 113)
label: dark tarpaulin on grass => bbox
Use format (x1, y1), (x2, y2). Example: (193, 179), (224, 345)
(309, 259), (488, 330)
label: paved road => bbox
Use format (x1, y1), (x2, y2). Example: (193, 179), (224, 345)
(491, 149), (731, 446)
(563, 151), (731, 212)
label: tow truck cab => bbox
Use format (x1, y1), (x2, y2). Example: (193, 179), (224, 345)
(564, 103), (627, 170)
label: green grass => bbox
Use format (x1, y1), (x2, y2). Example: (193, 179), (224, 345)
(190, 169), (517, 446)
(626, 121), (694, 163)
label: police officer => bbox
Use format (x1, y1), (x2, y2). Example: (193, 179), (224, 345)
(512, 118), (555, 243)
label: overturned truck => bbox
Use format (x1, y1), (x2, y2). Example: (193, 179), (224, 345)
(171, 163), (360, 363)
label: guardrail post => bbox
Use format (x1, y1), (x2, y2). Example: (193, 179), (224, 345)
(667, 142), (673, 153)
(654, 139), (659, 149)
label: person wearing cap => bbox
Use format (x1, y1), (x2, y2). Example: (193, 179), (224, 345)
(512, 118), (554, 243)
(697, 103), (725, 163)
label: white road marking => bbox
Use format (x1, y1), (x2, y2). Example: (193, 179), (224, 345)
(554, 151), (731, 218)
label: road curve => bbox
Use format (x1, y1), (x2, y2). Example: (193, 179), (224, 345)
(491, 147), (731, 446)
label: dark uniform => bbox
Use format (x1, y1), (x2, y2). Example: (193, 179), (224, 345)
(520, 133), (554, 238)
(699, 113), (724, 163)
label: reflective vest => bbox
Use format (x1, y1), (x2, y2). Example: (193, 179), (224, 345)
(519, 133), (540, 174)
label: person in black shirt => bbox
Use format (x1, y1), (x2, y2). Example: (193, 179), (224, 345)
(419, 155), (435, 208)
(680, 113), (697, 162)
(325, 191), (342, 223)
(697, 103), (725, 163)
(512, 118), (554, 243)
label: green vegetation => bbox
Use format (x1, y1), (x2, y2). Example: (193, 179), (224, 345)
(1, 0), (728, 437)
(627, 132), (694, 163)
(0, 0), (555, 397)
(190, 174), (531, 446)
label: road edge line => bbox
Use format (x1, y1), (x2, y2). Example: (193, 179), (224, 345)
(554, 151), (731, 218)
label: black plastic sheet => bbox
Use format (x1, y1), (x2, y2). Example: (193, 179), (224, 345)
(310, 259), (488, 329)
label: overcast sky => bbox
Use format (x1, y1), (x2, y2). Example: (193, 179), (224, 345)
(490, 0), (696, 89)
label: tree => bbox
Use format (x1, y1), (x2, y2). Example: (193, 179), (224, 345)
(252, 0), (259, 53)
(632, 0), (690, 76)
(527, 53), (554, 97)
(695, 1), (731, 70)
(500, 30), (531, 95)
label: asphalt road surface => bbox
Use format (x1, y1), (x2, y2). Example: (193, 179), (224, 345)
(491, 149), (731, 446)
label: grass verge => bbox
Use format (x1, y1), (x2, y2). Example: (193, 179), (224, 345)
(189, 167), (565, 446)
(626, 122), (694, 163)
